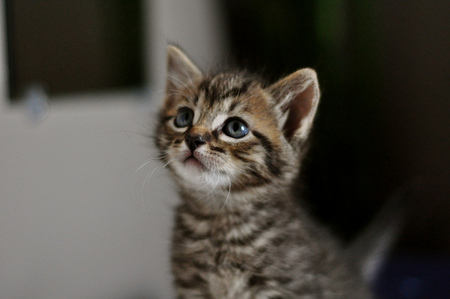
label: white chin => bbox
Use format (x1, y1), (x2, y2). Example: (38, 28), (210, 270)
(173, 162), (230, 190)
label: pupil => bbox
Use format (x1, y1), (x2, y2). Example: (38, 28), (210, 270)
(224, 119), (248, 138)
(175, 109), (193, 127)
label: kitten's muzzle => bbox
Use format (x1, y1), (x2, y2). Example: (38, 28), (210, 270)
(185, 134), (206, 152)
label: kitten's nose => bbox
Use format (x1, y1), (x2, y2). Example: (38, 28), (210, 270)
(185, 134), (206, 152)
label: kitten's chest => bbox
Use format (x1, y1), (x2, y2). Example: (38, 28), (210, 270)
(200, 234), (256, 299)
(174, 206), (286, 267)
(173, 212), (258, 297)
(206, 267), (250, 299)
(177, 211), (258, 264)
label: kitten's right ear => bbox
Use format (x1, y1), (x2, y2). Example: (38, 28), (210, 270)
(166, 46), (202, 91)
(267, 68), (320, 145)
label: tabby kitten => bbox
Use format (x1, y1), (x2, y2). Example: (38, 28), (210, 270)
(155, 46), (373, 298)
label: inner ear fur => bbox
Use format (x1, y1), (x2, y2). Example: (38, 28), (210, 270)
(166, 46), (202, 92)
(266, 68), (320, 143)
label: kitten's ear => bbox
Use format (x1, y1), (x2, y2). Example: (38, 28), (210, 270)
(267, 68), (320, 144)
(166, 46), (202, 91)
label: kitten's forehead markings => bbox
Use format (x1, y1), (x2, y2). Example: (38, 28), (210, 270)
(193, 93), (205, 125)
(212, 114), (228, 131)
(228, 100), (238, 113)
(210, 98), (238, 130)
(224, 97), (237, 110)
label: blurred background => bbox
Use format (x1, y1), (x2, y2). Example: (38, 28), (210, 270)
(0, 0), (448, 298)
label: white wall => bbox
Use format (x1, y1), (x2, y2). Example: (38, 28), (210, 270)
(0, 1), (227, 298)
(0, 100), (176, 299)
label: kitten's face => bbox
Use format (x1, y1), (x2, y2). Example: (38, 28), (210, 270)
(157, 74), (286, 190)
(155, 46), (320, 195)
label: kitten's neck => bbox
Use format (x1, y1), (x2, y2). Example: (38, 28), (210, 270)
(177, 179), (294, 215)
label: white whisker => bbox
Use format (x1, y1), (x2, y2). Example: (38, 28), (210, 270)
(216, 172), (232, 218)
(165, 90), (193, 100)
(133, 157), (161, 177)
(141, 160), (172, 207)
(167, 74), (195, 97)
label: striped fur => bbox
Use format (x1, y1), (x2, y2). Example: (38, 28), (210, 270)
(155, 46), (372, 298)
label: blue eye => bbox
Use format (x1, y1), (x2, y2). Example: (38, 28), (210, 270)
(174, 108), (194, 127)
(223, 119), (249, 138)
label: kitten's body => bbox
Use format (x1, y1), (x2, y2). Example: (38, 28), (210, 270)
(155, 46), (378, 298)
(171, 192), (369, 298)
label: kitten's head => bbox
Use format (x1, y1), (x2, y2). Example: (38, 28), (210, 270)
(155, 46), (319, 197)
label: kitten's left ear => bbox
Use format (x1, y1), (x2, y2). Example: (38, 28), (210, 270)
(166, 46), (202, 91)
(266, 68), (320, 144)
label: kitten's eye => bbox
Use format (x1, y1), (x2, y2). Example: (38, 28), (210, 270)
(174, 108), (194, 128)
(223, 119), (249, 138)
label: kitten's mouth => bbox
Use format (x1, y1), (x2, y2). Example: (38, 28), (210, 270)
(183, 155), (205, 170)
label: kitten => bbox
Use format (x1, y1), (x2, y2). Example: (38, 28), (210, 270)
(155, 46), (382, 298)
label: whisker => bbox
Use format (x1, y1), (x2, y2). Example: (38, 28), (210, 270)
(196, 179), (212, 191)
(165, 90), (193, 100)
(216, 172), (232, 218)
(183, 170), (222, 211)
(181, 67), (196, 91)
(167, 75), (195, 97)
(133, 157), (162, 177)
(182, 188), (211, 211)
(141, 160), (172, 207)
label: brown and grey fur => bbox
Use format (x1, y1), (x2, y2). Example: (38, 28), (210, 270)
(155, 46), (377, 298)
